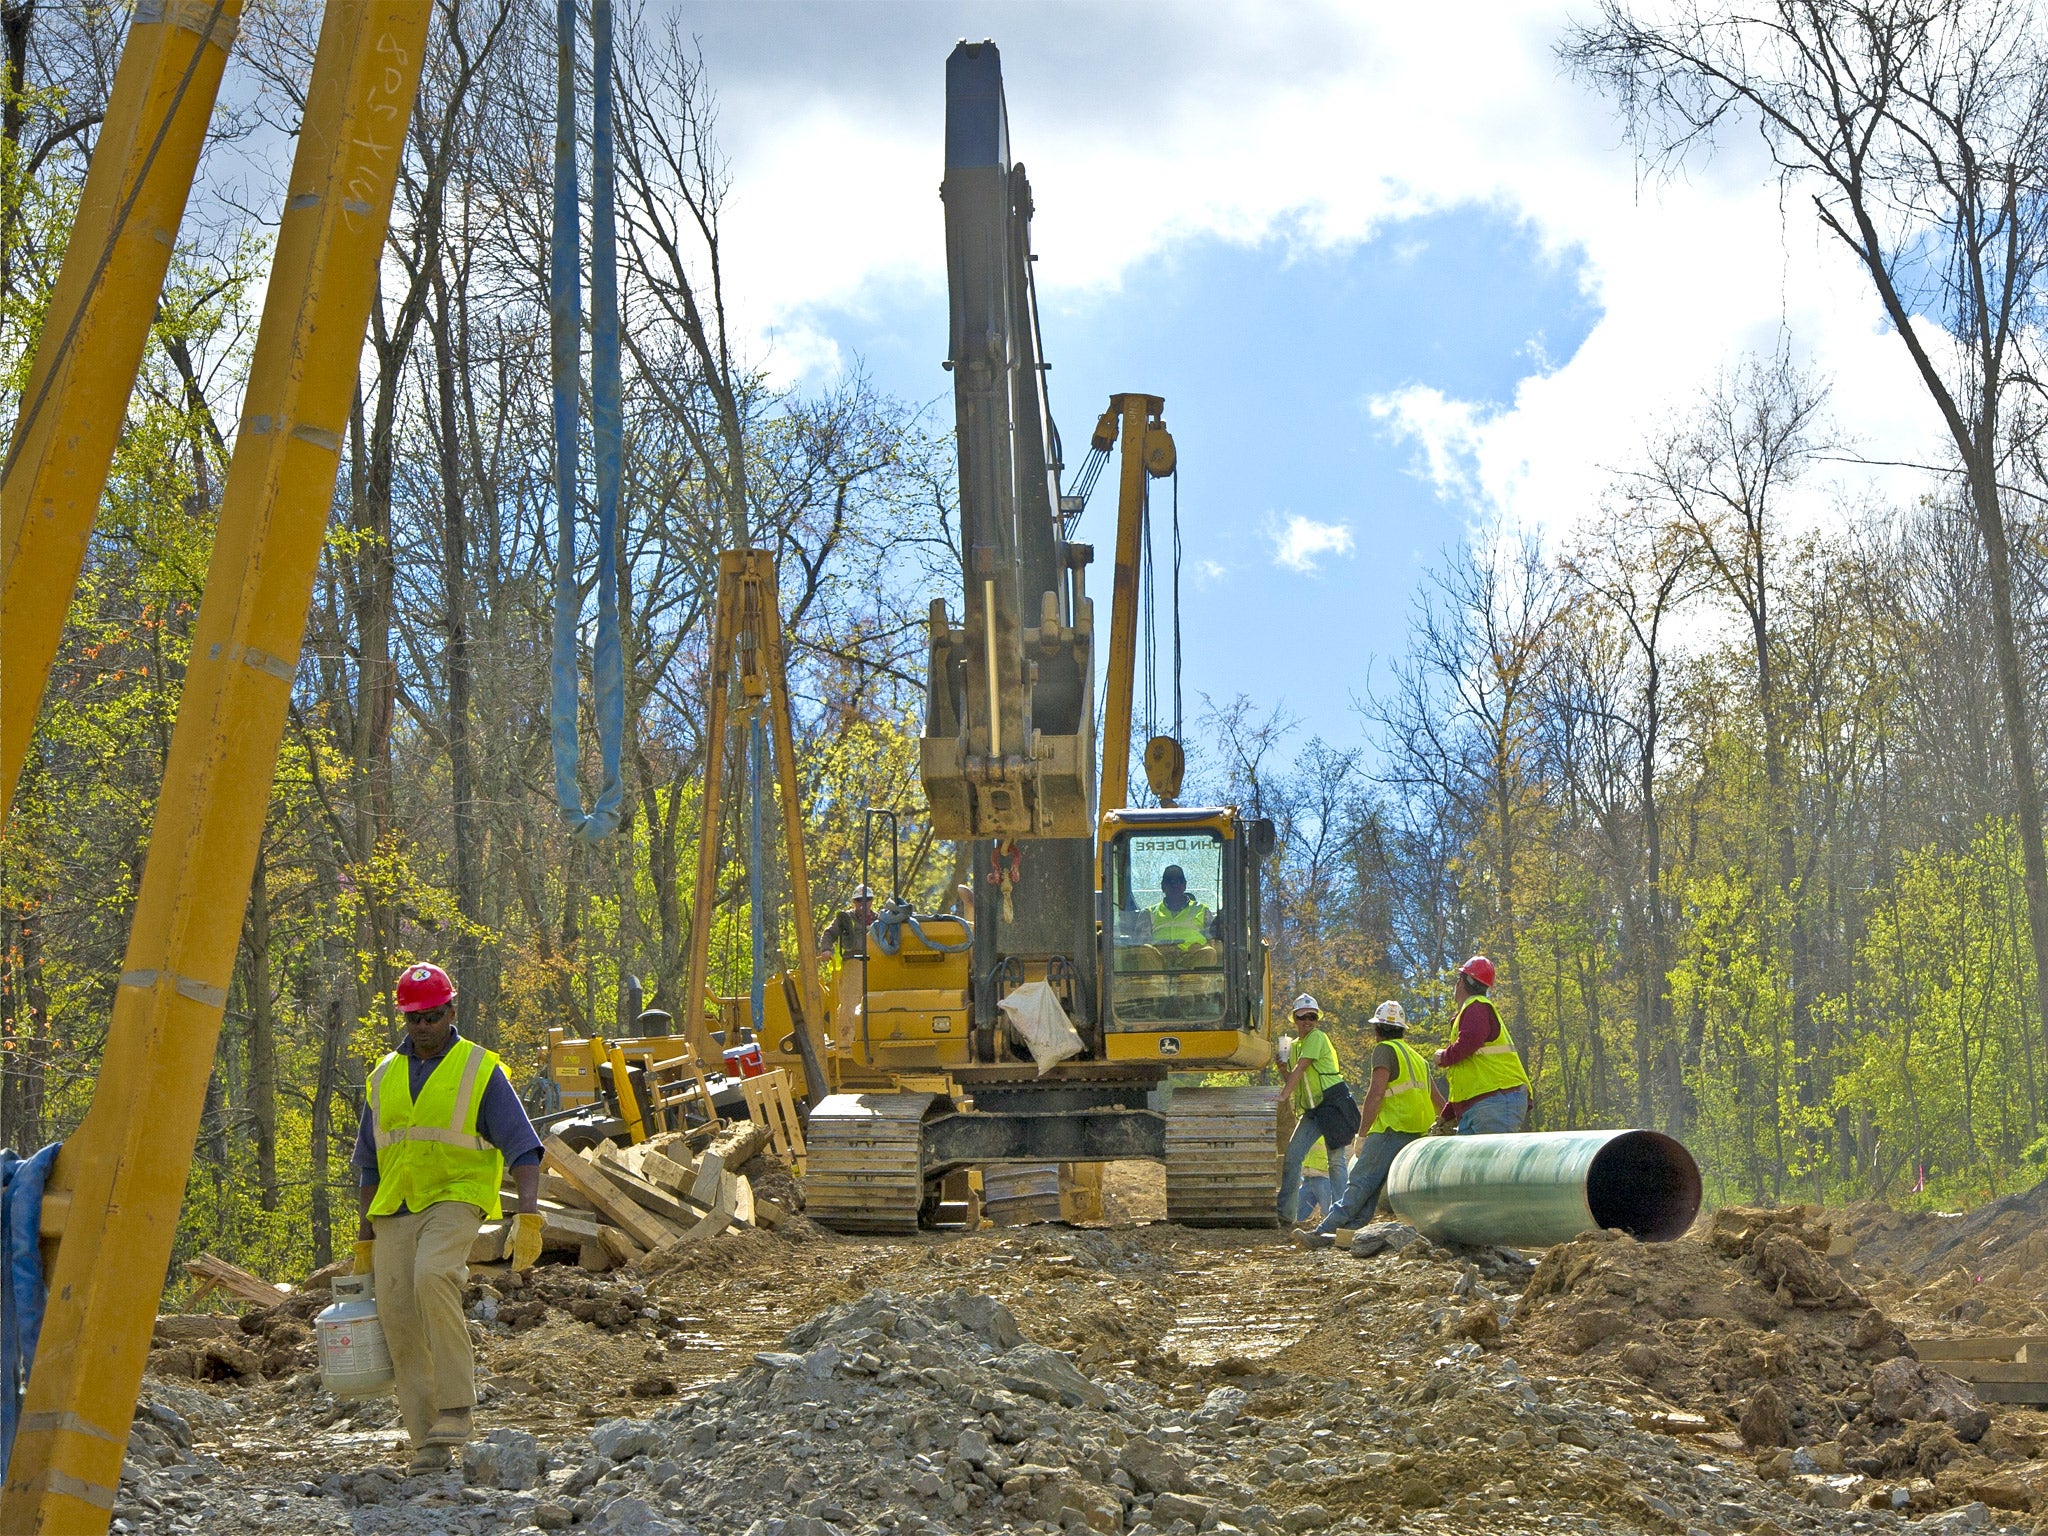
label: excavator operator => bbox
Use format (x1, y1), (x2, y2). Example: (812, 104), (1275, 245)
(1146, 864), (1216, 952)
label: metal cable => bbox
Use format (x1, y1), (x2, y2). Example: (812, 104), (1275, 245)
(1172, 466), (1182, 742)
(2, 0), (231, 489)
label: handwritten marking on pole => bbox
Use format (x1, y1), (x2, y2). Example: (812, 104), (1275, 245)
(340, 31), (410, 233)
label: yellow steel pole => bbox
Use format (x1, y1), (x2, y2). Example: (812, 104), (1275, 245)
(1097, 394), (1161, 846)
(0, 0), (242, 826)
(1, 6), (431, 1530)
(754, 553), (832, 1093)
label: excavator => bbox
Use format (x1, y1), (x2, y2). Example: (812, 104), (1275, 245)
(793, 41), (1283, 1233)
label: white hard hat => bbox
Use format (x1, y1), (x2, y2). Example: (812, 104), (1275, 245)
(1370, 1000), (1406, 1027)
(1291, 993), (1320, 1018)
(853, 884), (874, 900)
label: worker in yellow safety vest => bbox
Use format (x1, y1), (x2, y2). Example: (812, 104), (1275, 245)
(1433, 954), (1531, 1134)
(354, 962), (546, 1474)
(1299, 1000), (1446, 1245)
(1147, 863), (1214, 949)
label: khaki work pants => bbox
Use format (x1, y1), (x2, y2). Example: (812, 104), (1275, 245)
(371, 1200), (482, 1447)
(834, 957), (865, 1050)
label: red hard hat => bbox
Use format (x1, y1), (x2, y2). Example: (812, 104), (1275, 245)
(395, 962), (455, 1013)
(1458, 954), (1497, 988)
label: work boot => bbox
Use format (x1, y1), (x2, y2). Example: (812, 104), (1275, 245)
(424, 1407), (473, 1447)
(406, 1444), (454, 1476)
(1292, 1229), (1335, 1251)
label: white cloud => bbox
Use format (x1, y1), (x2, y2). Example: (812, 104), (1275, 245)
(1368, 386), (1493, 501)
(1195, 559), (1228, 586)
(688, 0), (1948, 532)
(1269, 515), (1355, 574)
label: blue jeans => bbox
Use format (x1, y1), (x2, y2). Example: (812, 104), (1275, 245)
(1314, 1128), (1421, 1234)
(1298, 1173), (1334, 1222)
(1277, 1116), (1350, 1224)
(1456, 1087), (1529, 1135)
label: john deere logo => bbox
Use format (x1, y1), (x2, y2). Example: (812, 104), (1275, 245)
(1158, 1036), (1181, 1056)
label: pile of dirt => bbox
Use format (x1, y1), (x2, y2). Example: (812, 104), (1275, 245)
(1504, 1205), (2048, 1507)
(1844, 1179), (2048, 1286)
(148, 1293), (324, 1384)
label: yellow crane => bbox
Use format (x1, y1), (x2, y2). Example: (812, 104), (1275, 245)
(0, 5), (434, 1530)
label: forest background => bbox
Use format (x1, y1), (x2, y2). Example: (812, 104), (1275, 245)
(4, 0), (2048, 1286)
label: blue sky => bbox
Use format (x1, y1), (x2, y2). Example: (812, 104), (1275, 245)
(678, 0), (1941, 770)
(793, 210), (1603, 749)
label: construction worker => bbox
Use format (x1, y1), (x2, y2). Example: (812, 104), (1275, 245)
(821, 884), (876, 961)
(1146, 864), (1215, 950)
(824, 885), (875, 1051)
(1299, 1000), (1444, 1246)
(1435, 955), (1531, 1133)
(353, 962), (545, 1474)
(1276, 995), (1351, 1224)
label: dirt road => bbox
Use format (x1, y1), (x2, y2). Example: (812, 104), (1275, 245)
(114, 1170), (2048, 1536)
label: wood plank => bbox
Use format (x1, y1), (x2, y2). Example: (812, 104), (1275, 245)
(539, 1208), (606, 1250)
(635, 1147), (695, 1195)
(1911, 1336), (2048, 1362)
(1966, 1380), (2048, 1406)
(702, 1118), (769, 1173)
(183, 1252), (290, 1308)
(690, 1151), (726, 1207)
(1929, 1360), (2048, 1385)
(577, 1239), (615, 1272)
(733, 1173), (755, 1227)
(593, 1147), (715, 1227)
(542, 1136), (676, 1251)
(596, 1225), (647, 1266)
(753, 1194), (791, 1231)
(541, 1171), (601, 1212)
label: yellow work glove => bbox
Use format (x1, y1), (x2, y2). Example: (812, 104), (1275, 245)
(510, 1211), (544, 1272)
(353, 1238), (375, 1275)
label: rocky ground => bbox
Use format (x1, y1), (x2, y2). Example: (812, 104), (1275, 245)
(113, 1166), (2048, 1536)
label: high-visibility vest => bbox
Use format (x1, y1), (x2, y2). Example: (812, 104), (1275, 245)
(1290, 1027), (1342, 1113)
(365, 1037), (506, 1220)
(1303, 1139), (1329, 1175)
(1442, 998), (1530, 1104)
(1149, 899), (1212, 949)
(1370, 1038), (1435, 1135)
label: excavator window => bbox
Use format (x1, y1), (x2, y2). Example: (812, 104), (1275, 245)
(1107, 830), (1227, 1028)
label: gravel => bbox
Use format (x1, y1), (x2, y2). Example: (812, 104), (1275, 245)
(106, 1211), (2048, 1536)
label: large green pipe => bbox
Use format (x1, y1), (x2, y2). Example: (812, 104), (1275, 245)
(1385, 1129), (1702, 1247)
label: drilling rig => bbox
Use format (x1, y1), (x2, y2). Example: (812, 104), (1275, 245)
(797, 41), (1281, 1233)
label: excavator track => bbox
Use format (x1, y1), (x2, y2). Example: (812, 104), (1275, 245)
(1164, 1085), (1281, 1228)
(803, 1091), (942, 1234)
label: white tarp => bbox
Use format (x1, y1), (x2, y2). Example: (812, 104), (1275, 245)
(997, 981), (1085, 1077)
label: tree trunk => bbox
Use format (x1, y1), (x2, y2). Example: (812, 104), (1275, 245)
(1, 1), (32, 310)
(1967, 458), (2048, 1066)
(430, 268), (485, 1046)
(0, 900), (47, 1150)
(245, 847), (278, 1210)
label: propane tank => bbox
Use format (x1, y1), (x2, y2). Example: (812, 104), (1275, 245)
(316, 1272), (395, 1398)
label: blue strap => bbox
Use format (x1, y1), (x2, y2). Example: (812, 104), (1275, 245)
(548, 0), (624, 841)
(0, 1141), (61, 1479)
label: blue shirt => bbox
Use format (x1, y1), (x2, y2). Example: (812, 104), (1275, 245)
(353, 1026), (543, 1189)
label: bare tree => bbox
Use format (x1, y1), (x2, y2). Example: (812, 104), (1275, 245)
(1565, 0), (2048, 1062)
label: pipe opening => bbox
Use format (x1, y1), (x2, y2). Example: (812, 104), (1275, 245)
(1586, 1130), (1703, 1242)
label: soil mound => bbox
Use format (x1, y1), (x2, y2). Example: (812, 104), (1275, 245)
(1512, 1212), (1913, 1449)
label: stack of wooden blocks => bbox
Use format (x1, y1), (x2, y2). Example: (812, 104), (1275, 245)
(470, 1121), (795, 1273)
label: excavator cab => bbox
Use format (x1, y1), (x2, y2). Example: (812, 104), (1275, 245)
(1100, 807), (1275, 1067)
